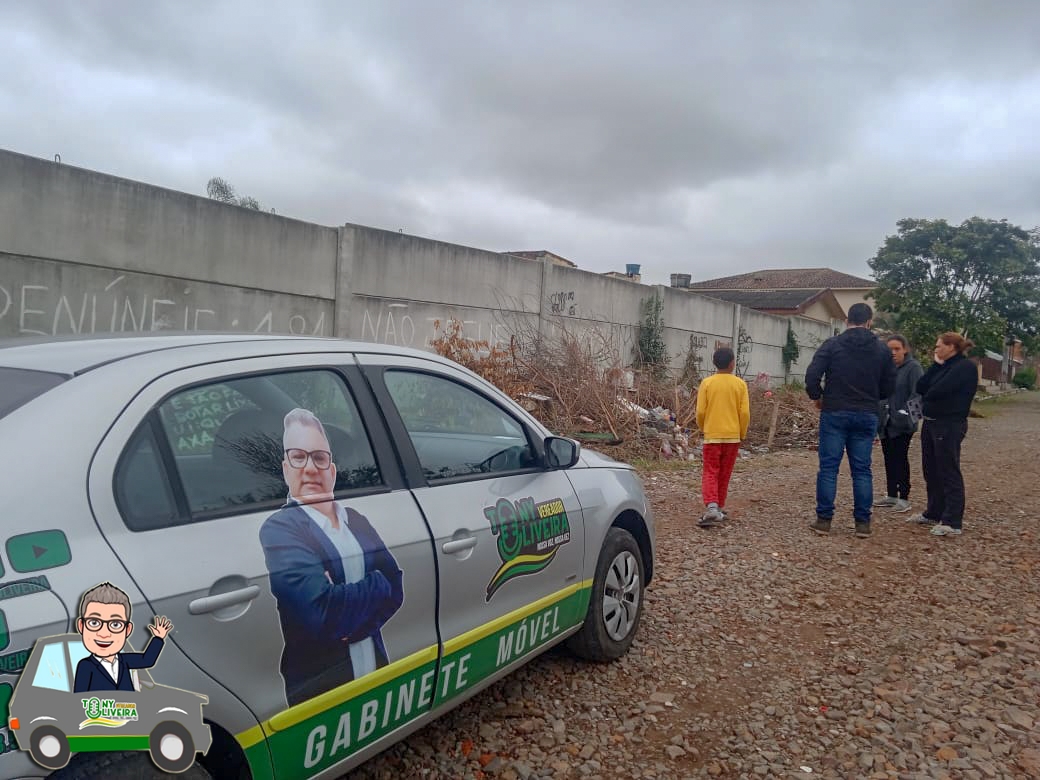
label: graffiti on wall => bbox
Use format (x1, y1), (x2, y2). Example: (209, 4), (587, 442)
(548, 290), (577, 316)
(0, 259), (331, 338)
(359, 301), (508, 349)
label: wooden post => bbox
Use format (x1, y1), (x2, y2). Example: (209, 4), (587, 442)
(766, 398), (780, 448)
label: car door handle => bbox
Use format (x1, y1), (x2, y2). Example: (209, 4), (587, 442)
(188, 585), (261, 615)
(442, 537), (478, 554)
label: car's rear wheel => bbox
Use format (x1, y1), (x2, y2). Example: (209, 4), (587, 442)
(149, 721), (197, 774)
(29, 725), (70, 770)
(566, 526), (645, 661)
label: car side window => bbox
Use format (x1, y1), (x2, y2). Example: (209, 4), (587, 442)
(383, 370), (538, 481)
(32, 642), (71, 692)
(116, 369), (382, 528)
(114, 421), (181, 531)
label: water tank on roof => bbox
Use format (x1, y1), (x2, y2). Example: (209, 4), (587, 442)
(626, 263), (641, 276)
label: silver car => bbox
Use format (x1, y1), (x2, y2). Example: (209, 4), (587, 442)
(0, 333), (655, 779)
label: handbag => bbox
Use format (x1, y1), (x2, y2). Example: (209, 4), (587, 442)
(904, 395), (924, 427)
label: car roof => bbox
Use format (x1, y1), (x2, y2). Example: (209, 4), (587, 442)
(0, 332), (450, 376)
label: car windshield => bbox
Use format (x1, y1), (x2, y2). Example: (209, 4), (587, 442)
(0, 367), (68, 420)
(65, 638), (156, 690)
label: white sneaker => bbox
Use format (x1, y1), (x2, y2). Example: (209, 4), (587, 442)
(890, 499), (912, 513)
(698, 507), (725, 527)
(908, 512), (936, 524)
(930, 524), (962, 536)
(873, 496), (898, 507)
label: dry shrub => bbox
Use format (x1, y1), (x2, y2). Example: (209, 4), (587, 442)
(512, 321), (635, 441)
(428, 318), (533, 400)
(428, 314), (819, 456)
(430, 315), (645, 441)
(745, 379), (819, 447)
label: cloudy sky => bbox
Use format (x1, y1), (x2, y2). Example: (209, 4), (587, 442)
(3, 1), (1039, 286)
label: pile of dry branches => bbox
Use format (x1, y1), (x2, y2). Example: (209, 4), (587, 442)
(745, 380), (820, 448)
(428, 315), (820, 461)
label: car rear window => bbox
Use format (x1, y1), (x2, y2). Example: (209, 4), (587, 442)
(0, 367), (69, 420)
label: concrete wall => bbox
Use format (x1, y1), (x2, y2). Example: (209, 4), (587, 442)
(0, 147), (834, 385)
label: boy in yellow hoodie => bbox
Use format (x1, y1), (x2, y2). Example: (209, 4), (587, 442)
(695, 347), (751, 528)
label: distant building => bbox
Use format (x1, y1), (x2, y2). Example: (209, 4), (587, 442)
(690, 288), (846, 324)
(505, 250), (578, 268)
(979, 339), (1025, 386)
(675, 267), (876, 322)
(602, 264), (642, 283)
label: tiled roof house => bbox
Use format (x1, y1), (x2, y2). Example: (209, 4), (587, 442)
(680, 267), (877, 323)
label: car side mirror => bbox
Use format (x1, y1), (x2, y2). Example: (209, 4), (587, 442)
(545, 436), (580, 469)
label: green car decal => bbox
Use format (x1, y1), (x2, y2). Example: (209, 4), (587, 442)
(484, 496), (573, 601)
(237, 580), (591, 780)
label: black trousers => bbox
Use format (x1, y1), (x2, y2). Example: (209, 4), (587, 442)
(880, 432), (914, 499)
(921, 418), (968, 528)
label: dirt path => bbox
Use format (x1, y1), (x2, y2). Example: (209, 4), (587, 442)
(350, 392), (1040, 780)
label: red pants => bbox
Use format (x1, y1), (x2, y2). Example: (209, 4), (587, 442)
(702, 442), (740, 507)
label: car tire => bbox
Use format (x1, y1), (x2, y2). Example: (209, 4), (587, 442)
(28, 725), (70, 770)
(149, 720), (198, 774)
(566, 526), (645, 662)
(47, 750), (213, 779)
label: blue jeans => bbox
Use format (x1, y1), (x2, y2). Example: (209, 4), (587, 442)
(816, 410), (878, 522)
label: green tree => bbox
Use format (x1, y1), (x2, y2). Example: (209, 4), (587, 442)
(781, 324), (800, 379)
(634, 294), (667, 378)
(868, 217), (1040, 355)
(206, 176), (266, 211)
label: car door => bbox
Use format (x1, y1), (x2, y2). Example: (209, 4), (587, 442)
(87, 354), (441, 779)
(356, 354), (587, 709)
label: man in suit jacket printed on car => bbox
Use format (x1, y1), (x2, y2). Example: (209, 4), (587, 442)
(259, 408), (405, 707)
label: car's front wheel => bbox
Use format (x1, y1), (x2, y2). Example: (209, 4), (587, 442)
(29, 724), (70, 770)
(567, 526), (645, 661)
(149, 720), (197, 774)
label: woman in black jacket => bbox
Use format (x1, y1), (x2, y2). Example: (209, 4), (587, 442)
(909, 332), (978, 536)
(874, 334), (924, 513)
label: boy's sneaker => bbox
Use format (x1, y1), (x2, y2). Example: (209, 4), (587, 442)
(930, 524), (962, 536)
(908, 512), (937, 524)
(810, 517), (831, 535)
(698, 507), (724, 528)
(890, 499), (912, 513)
(854, 522), (872, 538)
(873, 496), (898, 507)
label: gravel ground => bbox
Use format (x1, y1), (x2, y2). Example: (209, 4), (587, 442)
(349, 392), (1040, 780)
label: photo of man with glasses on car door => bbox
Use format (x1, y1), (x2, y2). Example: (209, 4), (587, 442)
(258, 408), (404, 708)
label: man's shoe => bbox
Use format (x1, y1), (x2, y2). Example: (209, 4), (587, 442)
(890, 499), (912, 513)
(930, 524), (962, 536)
(873, 496), (898, 507)
(908, 512), (937, 524)
(855, 522), (872, 538)
(810, 517), (832, 535)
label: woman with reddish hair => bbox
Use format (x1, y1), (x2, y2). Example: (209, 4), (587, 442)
(909, 332), (978, 536)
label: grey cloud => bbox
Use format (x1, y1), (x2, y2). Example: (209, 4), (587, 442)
(3, 1), (1040, 284)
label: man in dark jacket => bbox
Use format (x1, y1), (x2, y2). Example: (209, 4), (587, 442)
(805, 303), (896, 538)
(874, 334), (924, 513)
(260, 408), (405, 707)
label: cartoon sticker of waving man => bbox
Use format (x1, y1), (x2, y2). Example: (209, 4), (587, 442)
(73, 582), (173, 694)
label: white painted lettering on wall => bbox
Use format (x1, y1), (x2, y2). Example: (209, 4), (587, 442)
(0, 277), (328, 337)
(361, 301), (505, 349)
